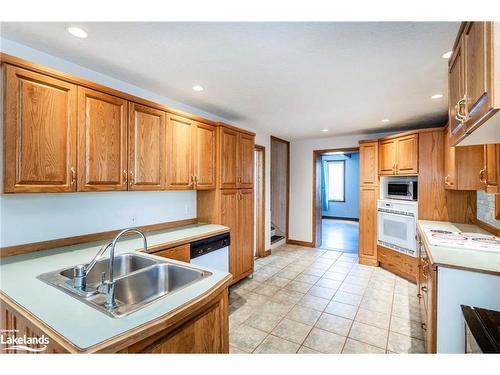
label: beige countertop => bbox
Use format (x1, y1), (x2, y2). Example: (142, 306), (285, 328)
(417, 220), (500, 275)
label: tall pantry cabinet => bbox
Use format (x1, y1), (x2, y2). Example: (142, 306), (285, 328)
(358, 140), (379, 266)
(198, 123), (255, 283)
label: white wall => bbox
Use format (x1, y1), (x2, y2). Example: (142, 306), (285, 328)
(0, 38), (271, 248)
(289, 132), (393, 243)
(255, 133), (272, 251)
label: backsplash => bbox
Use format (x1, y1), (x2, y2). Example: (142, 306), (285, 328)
(477, 191), (500, 229)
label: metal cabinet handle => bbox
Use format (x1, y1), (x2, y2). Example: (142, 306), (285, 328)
(455, 96), (468, 122)
(421, 286), (428, 292)
(444, 174), (450, 185)
(421, 322), (427, 331)
(70, 167), (76, 185)
(417, 293), (422, 299)
(479, 166), (487, 185)
(123, 170), (128, 184)
(129, 171), (134, 186)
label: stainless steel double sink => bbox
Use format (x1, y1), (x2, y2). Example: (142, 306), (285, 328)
(38, 253), (211, 318)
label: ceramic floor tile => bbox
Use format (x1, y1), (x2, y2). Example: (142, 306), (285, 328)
(229, 345), (249, 353)
(271, 289), (305, 305)
(315, 313), (353, 336)
(259, 300), (293, 317)
(297, 346), (321, 354)
(285, 280), (314, 293)
(294, 274), (321, 285)
(303, 267), (327, 277)
(275, 269), (302, 280)
(342, 338), (385, 354)
(297, 294), (329, 311)
(348, 321), (388, 349)
(316, 278), (342, 289)
(391, 303), (421, 323)
(324, 301), (358, 319)
(245, 311), (283, 332)
(265, 276), (291, 288)
(286, 305), (322, 326)
(321, 272), (347, 282)
(254, 335), (300, 354)
(333, 291), (363, 306)
(303, 328), (347, 353)
(355, 307), (391, 330)
(307, 285), (337, 299)
(387, 331), (425, 353)
(360, 295), (392, 314)
(229, 324), (268, 352)
(272, 318), (313, 344)
(390, 316), (424, 340)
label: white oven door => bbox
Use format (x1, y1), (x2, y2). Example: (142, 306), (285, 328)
(377, 210), (416, 254)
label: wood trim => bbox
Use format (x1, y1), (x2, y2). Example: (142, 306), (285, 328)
(270, 136), (290, 242)
(1, 274), (231, 353)
(0, 53), (216, 127)
(312, 147), (360, 248)
(264, 249), (272, 257)
(471, 218), (500, 236)
(359, 257), (379, 266)
(377, 126), (446, 141)
(254, 144), (266, 258)
(0, 218), (197, 257)
(216, 121), (255, 137)
(286, 239), (314, 247)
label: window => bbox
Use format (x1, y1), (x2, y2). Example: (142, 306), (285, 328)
(327, 160), (345, 202)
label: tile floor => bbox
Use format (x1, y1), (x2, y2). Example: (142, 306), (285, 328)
(229, 244), (425, 354)
(321, 219), (359, 253)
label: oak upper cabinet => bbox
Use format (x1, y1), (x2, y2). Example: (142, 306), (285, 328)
(77, 87), (128, 191)
(482, 143), (500, 193)
(128, 103), (166, 190)
(237, 189), (254, 276)
(238, 133), (254, 189)
(359, 140), (379, 266)
(359, 141), (379, 186)
(4, 65), (78, 193)
(378, 134), (418, 175)
(448, 22), (500, 145)
(219, 126), (239, 188)
(166, 114), (195, 189)
(194, 122), (217, 189)
(443, 124), (484, 190)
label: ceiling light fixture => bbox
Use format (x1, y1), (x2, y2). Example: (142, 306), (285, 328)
(431, 94), (444, 99)
(321, 129), (329, 132)
(192, 85), (204, 92)
(441, 50), (452, 59)
(381, 119), (390, 123)
(67, 27), (88, 39)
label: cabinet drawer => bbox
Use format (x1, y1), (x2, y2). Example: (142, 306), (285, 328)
(378, 246), (418, 283)
(152, 244), (190, 263)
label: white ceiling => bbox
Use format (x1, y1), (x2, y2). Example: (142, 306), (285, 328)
(0, 22), (459, 140)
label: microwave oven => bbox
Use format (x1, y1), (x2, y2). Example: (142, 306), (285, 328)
(387, 181), (418, 201)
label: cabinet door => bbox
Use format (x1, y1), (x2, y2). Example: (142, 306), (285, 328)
(153, 244), (190, 263)
(448, 37), (467, 145)
(396, 134), (418, 175)
(128, 103), (166, 190)
(194, 122), (216, 189)
(238, 133), (255, 189)
(443, 126), (457, 189)
(378, 139), (396, 175)
(463, 22), (492, 128)
(219, 127), (239, 189)
(166, 114), (194, 189)
(358, 186), (378, 265)
(484, 144), (499, 193)
(359, 141), (379, 186)
(77, 87), (128, 191)
(237, 189), (254, 277)
(4, 65), (77, 193)
(220, 190), (238, 277)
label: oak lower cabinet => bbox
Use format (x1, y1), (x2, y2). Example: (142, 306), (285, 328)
(358, 140), (379, 266)
(417, 235), (436, 353)
(151, 244), (190, 263)
(3, 64), (78, 193)
(128, 103), (166, 190)
(378, 134), (418, 176)
(77, 87), (128, 191)
(218, 124), (255, 189)
(482, 143), (500, 193)
(443, 124), (484, 190)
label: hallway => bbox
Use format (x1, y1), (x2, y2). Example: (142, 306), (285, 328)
(321, 219), (359, 253)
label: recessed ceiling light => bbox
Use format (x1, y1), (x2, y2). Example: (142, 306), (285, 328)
(441, 50), (452, 59)
(321, 129), (329, 132)
(67, 27), (88, 39)
(431, 94), (444, 99)
(381, 119), (390, 123)
(192, 85), (204, 92)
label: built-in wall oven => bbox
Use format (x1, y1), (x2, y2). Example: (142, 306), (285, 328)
(377, 199), (418, 256)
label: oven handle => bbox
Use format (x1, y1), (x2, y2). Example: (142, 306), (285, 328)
(377, 210), (416, 219)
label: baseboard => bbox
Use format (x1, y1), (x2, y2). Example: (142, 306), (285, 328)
(322, 216), (359, 222)
(358, 257), (378, 266)
(286, 239), (314, 247)
(264, 249), (272, 257)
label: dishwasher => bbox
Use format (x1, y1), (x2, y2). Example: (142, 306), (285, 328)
(190, 233), (230, 273)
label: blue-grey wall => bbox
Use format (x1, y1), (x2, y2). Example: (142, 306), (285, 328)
(321, 153), (360, 219)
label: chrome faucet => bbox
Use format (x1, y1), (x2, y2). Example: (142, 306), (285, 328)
(73, 228), (148, 310)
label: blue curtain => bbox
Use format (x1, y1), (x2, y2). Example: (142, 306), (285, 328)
(321, 160), (329, 211)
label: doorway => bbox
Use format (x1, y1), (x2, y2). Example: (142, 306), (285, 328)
(254, 145), (266, 257)
(270, 136), (290, 247)
(313, 148), (360, 252)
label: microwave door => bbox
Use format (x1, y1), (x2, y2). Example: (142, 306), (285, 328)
(378, 211), (416, 251)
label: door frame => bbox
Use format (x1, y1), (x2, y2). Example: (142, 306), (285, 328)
(254, 144), (268, 257)
(312, 147), (360, 248)
(270, 136), (290, 242)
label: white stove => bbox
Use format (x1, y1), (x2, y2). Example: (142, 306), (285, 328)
(424, 228), (500, 253)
